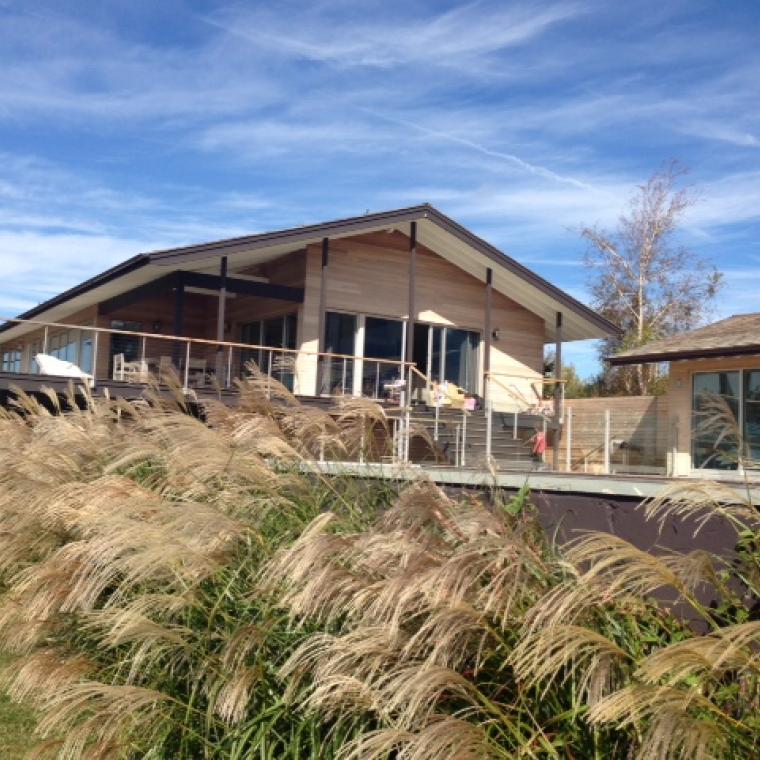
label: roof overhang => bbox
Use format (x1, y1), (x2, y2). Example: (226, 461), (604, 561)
(1, 204), (620, 344)
(608, 344), (760, 366)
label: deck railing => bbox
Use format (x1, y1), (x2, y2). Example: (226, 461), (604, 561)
(2, 316), (678, 476)
(0, 315), (410, 403)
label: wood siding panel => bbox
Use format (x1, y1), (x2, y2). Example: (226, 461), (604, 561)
(295, 231), (544, 403)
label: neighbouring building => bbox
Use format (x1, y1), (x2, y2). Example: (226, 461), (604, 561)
(609, 313), (760, 477)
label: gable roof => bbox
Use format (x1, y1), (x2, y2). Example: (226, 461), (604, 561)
(1, 204), (619, 343)
(608, 313), (760, 365)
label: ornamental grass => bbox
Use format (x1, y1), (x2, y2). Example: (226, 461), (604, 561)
(0, 375), (757, 759)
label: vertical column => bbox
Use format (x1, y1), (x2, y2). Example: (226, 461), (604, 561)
(215, 256), (228, 379)
(406, 221), (417, 364)
(484, 267), (493, 402)
(316, 238), (329, 395)
(317, 238), (329, 353)
(552, 311), (563, 470)
(172, 275), (185, 366)
(216, 257), (228, 343)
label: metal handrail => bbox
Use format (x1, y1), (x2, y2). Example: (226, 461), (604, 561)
(0, 314), (408, 367)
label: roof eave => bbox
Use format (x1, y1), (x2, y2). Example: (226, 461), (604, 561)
(0, 254), (150, 333)
(607, 343), (760, 366)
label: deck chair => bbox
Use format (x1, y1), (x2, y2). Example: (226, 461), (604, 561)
(35, 353), (94, 388)
(113, 353), (149, 383)
(186, 358), (207, 387)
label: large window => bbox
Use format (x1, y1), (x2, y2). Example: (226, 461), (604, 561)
(744, 370), (760, 464)
(46, 328), (95, 373)
(240, 313), (297, 389)
(692, 369), (760, 470)
(110, 321), (142, 377)
(319, 312), (357, 395)
(1, 349), (22, 373)
(412, 324), (480, 394)
(362, 317), (404, 397)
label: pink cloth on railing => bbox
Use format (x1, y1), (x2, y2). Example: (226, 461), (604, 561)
(531, 431), (547, 455)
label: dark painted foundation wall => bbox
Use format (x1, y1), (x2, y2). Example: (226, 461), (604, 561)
(526, 489), (738, 558)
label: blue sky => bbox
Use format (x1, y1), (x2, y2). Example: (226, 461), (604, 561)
(1, 0), (759, 377)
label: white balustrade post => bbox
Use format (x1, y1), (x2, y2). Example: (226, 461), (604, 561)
(542, 417), (547, 469)
(485, 397), (493, 463)
(183, 342), (190, 390)
(461, 409), (467, 467)
(603, 409), (611, 474)
(92, 331), (99, 388)
(227, 346), (233, 389)
(404, 403), (411, 462)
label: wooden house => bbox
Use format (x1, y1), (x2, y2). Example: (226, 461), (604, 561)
(0, 205), (617, 413)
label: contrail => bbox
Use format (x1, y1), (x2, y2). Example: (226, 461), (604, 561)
(364, 108), (597, 192)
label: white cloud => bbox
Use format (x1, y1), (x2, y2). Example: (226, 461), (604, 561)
(205, 2), (584, 71)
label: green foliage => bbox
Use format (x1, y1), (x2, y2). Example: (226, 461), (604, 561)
(0, 652), (37, 759)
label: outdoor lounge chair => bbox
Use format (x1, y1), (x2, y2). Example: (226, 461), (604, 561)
(35, 353), (94, 388)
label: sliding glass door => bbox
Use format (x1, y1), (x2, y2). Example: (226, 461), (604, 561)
(320, 312), (357, 395)
(744, 370), (760, 464)
(692, 368), (760, 471)
(363, 317), (404, 397)
(240, 313), (297, 389)
(412, 324), (480, 394)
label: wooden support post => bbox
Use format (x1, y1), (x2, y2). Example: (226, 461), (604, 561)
(317, 238), (329, 395)
(173, 279), (185, 366)
(318, 238), (328, 353)
(406, 222), (417, 364)
(173, 277), (185, 336)
(565, 406), (573, 472)
(215, 256), (228, 378)
(552, 311), (563, 470)
(484, 267), (492, 403)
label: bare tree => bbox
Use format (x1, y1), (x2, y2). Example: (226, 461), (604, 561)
(582, 161), (722, 395)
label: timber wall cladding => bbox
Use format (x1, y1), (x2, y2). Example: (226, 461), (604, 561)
(559, 395), (670, 471)
(299, 231), (545, 402)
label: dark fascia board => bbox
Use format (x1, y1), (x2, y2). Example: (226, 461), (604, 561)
(146, 204), (620, 337)
(607, 344), (760, 366)
(145, 205), (429, 264)
(0, 254), (150, 333)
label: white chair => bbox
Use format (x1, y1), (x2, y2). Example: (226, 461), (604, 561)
(35, 353), (94, 388)
(159, 355), (177, 382)
(113, 353), (149, 383)
(186, 358), (207, 387)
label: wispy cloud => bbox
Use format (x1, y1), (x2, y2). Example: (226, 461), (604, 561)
(204, 2), (583, 71)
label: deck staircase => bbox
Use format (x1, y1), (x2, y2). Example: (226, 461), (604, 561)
(397, 406), (554, 470)
(295, 396), (556, 470)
